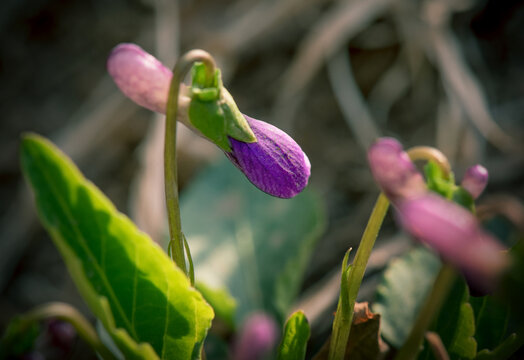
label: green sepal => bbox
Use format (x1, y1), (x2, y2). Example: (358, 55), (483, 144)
(188, 63), (256, 151)
(191, 63), (221, 101)
(221, 89), (257, 144)
(452, 187), (475, 213)
(425, 161), (476, 212)
(424, 161), (456, 200)
(189, 99), (231, 152)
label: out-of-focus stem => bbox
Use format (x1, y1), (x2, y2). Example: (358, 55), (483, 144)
(407, 146), (451, 179)
(22, 302), (117, 360)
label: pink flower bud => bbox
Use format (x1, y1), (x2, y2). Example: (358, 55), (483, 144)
(461, 164), (488, 199)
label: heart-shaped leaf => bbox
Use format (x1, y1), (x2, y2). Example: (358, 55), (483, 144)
(372, 246), (441, 348)
(20, 134), (214, 359)
(180, 160), (325, 324)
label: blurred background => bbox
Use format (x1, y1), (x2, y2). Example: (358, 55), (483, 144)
(1, 0), (523, 358)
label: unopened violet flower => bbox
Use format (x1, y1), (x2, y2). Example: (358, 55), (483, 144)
(233, 313), (279, 360)
(461, 164), (488, 199)
(368, 137), (508, 294)
(107, 43), (310, 198)
(367, 137), (426, 201)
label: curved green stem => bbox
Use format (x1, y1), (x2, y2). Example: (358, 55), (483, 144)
(165, 50), (216, 274)
(21, 302), (117, 360)
(394, 265), (456, 360)
(407, 146), (451, 180)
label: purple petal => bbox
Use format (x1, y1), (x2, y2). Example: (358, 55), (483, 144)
(234, 313), (279, 360)
(368, 138), (426, 201)
(226, 115), (311, 198)
(461, 164), (488, 199)
(107, 43), (173, 114)
(397, 194), (509, 294)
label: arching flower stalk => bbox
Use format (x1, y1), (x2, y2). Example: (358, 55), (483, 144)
(107, 43), (310, 199)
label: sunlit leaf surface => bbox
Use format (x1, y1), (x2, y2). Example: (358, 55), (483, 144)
(21, 134), (214, 359)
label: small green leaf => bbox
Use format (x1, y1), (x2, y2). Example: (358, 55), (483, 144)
(475, 333), (524, 360)
(340, 249), (352, 315)
(277, 311), (310, 360)
(20, 134), (214, 359)
(0, 317), (40, 357)
(470, 295), (510, 352)
(432, 278), (477, 359)
(195, 282), (237, 330)
(181, 160), (325, 324)
(372, 246), (441, 348)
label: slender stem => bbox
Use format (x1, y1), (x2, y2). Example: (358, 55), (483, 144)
(407, 146), (451, 179)
(328, 193), (390, 360)
(394, 265), (456, 360)
(328, 145), (452, 359)
(164, 50), (216, 273)
(22, 302), (117, 360)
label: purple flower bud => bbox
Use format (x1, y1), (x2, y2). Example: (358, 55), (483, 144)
(107, 43), (310, 198)
(226, 115), (310, 198)
(461, 164), (488, 199)
(397, 194), (509, 294)
(233, 313), (279, 360)
(368, 138), (426, 201)
(46, 319), (76, 350)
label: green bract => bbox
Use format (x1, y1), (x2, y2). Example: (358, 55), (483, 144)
(188, 62), (256, 152)
(20, 134), (214, 360)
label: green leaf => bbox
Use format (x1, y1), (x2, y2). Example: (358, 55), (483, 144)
(195, 282), (237, 331)
(180, 160), (325, 324)
(470, 295), (510, 353)
(475, 333), (524, 360)
(431, 278), (477, 359)
(0, 317), (40, 357)
(20, 134), (214, 359)
(372, 246), (441, 348)
(277, 311), (310, 360)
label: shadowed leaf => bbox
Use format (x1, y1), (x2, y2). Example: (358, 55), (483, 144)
(181, 160), (325, 324)
(372, 246), (441, 348)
